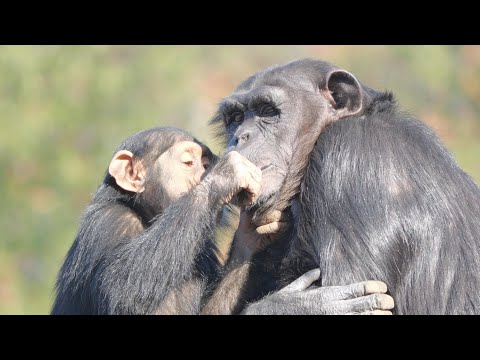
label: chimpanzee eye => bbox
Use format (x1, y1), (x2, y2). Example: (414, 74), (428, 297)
(259, 104), (278, 117)
(184, 161), (194, 167)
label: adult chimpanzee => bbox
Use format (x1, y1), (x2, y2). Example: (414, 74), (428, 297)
(211, 58), (480, 315)
(52, 126), (393, 315)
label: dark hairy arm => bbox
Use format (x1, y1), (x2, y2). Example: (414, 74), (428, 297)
(201, 209), (287, 315)
(200, 252), (395, 315)
(201, 261), (252, 315)
(95, 184), (220, 314)
(94, 151), (261, 315)
(201, 208), (396, 315)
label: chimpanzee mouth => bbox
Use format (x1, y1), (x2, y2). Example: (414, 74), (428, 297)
(260, 163), (284, 175)
(259, 163), (285, 175)
(259, 163), (286, 176)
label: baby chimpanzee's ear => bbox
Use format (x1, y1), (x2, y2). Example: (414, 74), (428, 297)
(108, 150), (146, 193)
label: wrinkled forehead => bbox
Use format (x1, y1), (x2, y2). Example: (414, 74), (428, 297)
(133, 130), (195, 162)
(165, 140), (210, 157)
(147, 133), (216, 164)
(149, 131), (192, 150)
(222, 61), (335, 107)
(159, 135), (213, 157)
(241, 70), (316, 92)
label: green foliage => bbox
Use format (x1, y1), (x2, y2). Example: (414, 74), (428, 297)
(1, 45), (479, 314)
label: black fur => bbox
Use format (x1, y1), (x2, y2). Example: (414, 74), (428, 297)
(216, 59), (480, 314)
(283, 92), (480, 314)
(51, 127), (220, 315)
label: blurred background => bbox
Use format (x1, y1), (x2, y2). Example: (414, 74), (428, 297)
(1, 45), (479, 314)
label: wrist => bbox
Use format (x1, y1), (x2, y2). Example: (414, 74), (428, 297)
(197, 177), (225, 209)
(228, 235), (256, 264)
(198, 175), (234, 208)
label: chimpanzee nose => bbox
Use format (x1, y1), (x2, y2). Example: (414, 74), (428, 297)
(236, 132), (250, 146)
(227, 129), (251, 149)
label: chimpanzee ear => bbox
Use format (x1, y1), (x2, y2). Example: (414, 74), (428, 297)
(324, 69), (363, 118)
(108, 150), (146, 193)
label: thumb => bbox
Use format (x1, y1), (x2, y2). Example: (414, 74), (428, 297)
(281, 268), (321, 292)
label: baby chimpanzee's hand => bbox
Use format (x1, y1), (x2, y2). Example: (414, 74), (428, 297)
(229, 208), (292, 263)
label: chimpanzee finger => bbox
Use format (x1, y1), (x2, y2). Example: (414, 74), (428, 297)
(256, 221), (288, 235)
(309, 280), (388, 302)
(250, 164), (263, 184)
(239, 190), (256, 208)
(254, 210), (290, 226)
(281, 269), (321, 292)
(358, 310), (393, 315)
(241, 158), (262, 184)
(243, 177), (262, 206)
(331, 293), (394, 314)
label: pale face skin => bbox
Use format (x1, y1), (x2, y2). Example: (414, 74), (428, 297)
(155, 141), (211, 208)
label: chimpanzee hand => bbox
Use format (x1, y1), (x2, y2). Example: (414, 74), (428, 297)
(229, 208), (292, 263)
(201, 151), (262, 207)
(253, 209), (290, 235)
(243, 269), (395, 315)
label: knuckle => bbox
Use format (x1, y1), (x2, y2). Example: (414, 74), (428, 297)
(227, 152), (241, 165)
(371, 293), (392, 309)
(260, 222), (278, 234)
(256, 225), (267, 234)
(265, 210), (280, 222)
(297, 279), (308, 289)
(363, 280), (386, 295)
(271, 210), (282, 221)
(367, 294), (380, 309)
(268, 222), (280, 232)
(236, 168), (245, 177)
(374, 294), (384, 308)
(362, 281), (372, 295)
